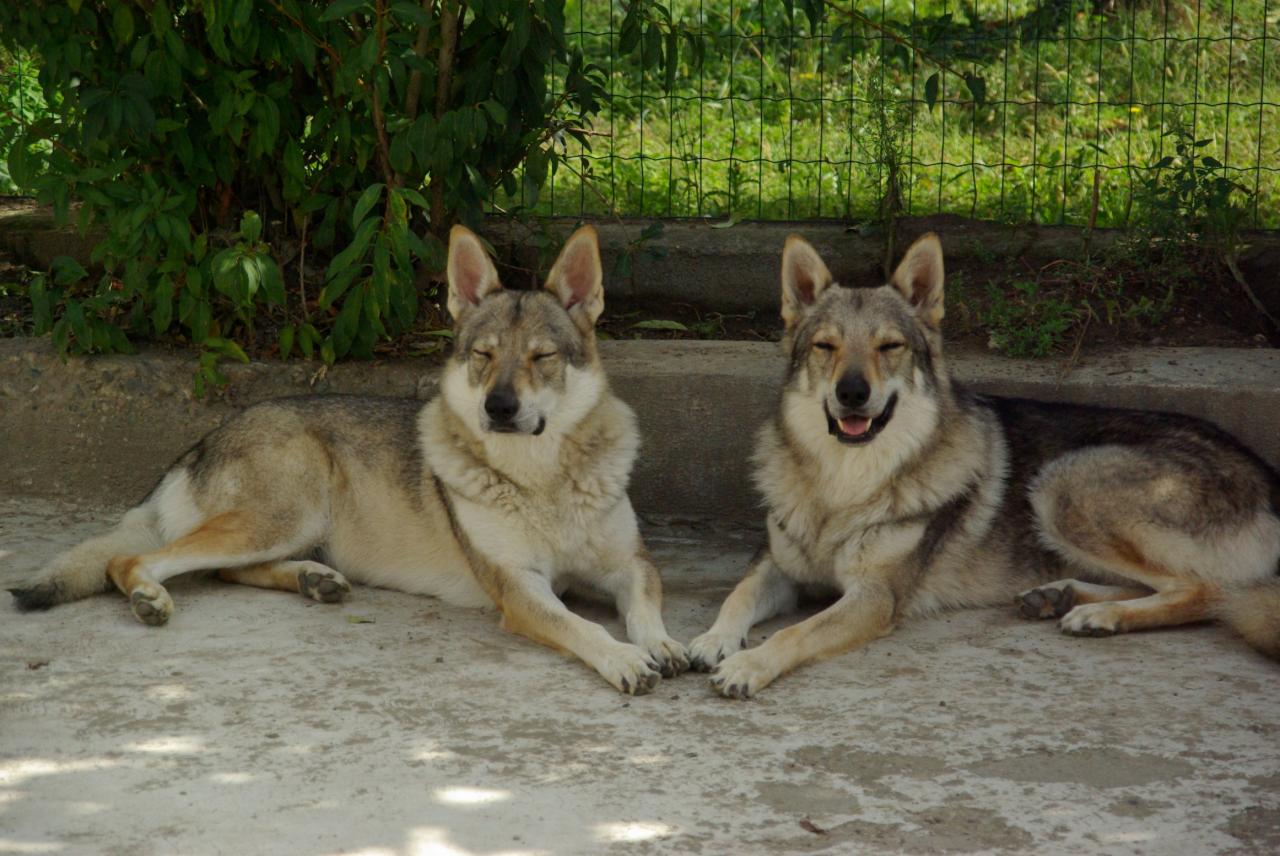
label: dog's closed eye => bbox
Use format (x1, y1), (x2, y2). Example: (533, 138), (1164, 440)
(879, 341), (905, 353)
(533, 351), (558, 361)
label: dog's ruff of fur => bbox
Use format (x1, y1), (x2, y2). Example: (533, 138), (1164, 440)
(10, 225), (688, 695)
(690, 232), (1280, 698)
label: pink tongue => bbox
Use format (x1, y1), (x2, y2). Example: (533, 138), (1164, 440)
(839, 415), (871, 436)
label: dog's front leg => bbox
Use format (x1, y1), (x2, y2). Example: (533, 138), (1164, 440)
(689, 550), (798, 671)
(492, 565), (664, 695)
(601, 551), (690, 677)
(710, 579), (895, 698)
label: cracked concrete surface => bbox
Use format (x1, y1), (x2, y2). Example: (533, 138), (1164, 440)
(2, 497), (1278, 855)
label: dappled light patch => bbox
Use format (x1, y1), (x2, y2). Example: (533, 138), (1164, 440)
(122, 736), (204, 755)
(0, 758), (122, 787)
(594, 820), (675, 843)
(432, 787), (510, 807)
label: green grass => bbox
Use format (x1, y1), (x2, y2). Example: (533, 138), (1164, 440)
(496, 0), (1278, 229)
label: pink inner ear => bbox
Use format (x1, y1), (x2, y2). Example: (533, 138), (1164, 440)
(794, 271), (817, 305)
(557, 243), (595, 309)
(454, 251), (487, 304)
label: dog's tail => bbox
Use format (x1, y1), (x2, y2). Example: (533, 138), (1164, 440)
(1217, 576), (1280, 660)
(8, 503), (164, 612)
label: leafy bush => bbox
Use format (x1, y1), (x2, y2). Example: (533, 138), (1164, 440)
(1, 0), (610, 388)
(980, 279), (1080, 358)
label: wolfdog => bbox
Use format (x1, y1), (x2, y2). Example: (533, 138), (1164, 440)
(689, 232), (1280, 697)
(10, 225), (688, 694)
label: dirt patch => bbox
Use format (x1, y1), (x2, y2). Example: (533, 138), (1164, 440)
(968, 748), (1193, 788)
(1223, 805), (1280, 852)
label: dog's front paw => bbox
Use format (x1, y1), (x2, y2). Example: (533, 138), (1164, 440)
(688, 630), (745, 672)
(639, 636), (690, 678)
(709, 649), (777, 699)
(595, 642), (663, 696)
(1059, 602), (1122, 637)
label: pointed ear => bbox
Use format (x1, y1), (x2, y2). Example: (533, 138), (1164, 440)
(446, 225), (502, 322)
(780, 235), (834, 329)
(544, 225), (604, 329)
(890, 233), (945, 328)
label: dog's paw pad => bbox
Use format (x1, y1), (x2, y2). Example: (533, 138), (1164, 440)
(1059, 603), (1121, 637)
(1016, 584), (1075, 620)
(298, 567), (351, 604)
(130, 587), (172, 627)
(688, 631), (744, 673)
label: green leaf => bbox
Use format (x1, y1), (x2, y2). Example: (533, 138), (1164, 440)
(963, 72), (986, 109)
(51, 256), (88, 286)
(320, 0), (367, 22)
(113, 5), (136, 45)
(390, 1), (432, 28)
(352, 183), (384, 230)
(664, 29), (679, 91)
(924, 73), (940, 110)
(240, 210), (263, 244)
(279, 325), (296, 359)
(152, 276), (174, 333)
(480, 100), (507, 126)
(29, 275), (52, 334)
(326, 218), (379, 284)
(206, 336), (250, 363)
(345, 615), (375, 624)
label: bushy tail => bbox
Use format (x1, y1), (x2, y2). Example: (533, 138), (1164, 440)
(1218, 576), (1280, 660)
(8, 504), (163, 612)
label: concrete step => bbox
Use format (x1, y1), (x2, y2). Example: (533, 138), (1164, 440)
(1, 337), (1277, 521)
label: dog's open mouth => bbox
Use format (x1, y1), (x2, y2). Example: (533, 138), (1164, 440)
(826, 393), (898, 445)
(487, 417), (547, 436)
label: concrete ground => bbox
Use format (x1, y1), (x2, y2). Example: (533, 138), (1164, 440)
(2, 497), (1278, 856)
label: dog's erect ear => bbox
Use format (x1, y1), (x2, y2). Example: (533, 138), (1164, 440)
(890, 233), (945, 328)
(447, 225), (502, 321)
(780, 235), (834, 329)
(544, 225), (604, 330)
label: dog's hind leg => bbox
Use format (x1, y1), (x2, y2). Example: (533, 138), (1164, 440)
(689, 549), (798, 671)
(1027, 445), (1277, 639)
(107, 510), (324, 626)
(217, 560), (351, 604)
(1015, 579), (1151, 620)
(1058, 587), (1214, 637)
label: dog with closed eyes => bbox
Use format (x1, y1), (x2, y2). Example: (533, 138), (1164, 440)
(10, 225), (689, 695)
(689, 232), (1280, 698)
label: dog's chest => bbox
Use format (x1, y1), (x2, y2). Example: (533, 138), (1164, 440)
(768, 498), (894, 585)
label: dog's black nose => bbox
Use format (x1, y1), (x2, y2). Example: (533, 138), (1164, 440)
(484, 389), (520, 423)
(835, 374), (871, 409)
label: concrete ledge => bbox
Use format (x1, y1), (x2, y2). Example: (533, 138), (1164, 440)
(2, 337), (1277, 521)
(488, 216), (1280, 314)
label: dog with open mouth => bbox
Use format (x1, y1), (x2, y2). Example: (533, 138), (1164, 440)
(689, 232), (1280, 698)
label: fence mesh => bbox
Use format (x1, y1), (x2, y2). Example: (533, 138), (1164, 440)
(493, 0), (1277, 228)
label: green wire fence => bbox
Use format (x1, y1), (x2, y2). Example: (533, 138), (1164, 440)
(496, 0), (1277, 229)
